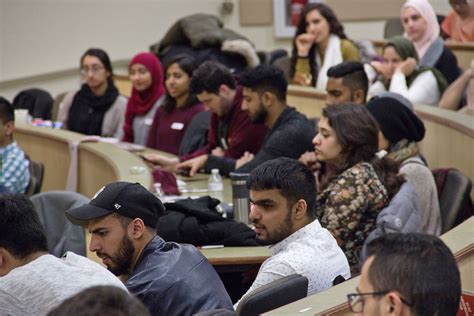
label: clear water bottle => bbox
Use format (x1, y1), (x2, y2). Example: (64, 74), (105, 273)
(153, 182), (165, 199)
(208, 169), (224, 202)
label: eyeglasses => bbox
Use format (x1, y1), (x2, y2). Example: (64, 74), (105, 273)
(347, 291), (412, 313)
(80, 65), (104, 76)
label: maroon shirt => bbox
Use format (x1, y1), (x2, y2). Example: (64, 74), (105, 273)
(146, 103), (205, 155)
(180, 87), (267, 161)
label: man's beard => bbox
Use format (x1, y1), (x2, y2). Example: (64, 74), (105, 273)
(251, 105), (267, 124)
(101, 234), (135, 276)
(254, 210), (293, 246)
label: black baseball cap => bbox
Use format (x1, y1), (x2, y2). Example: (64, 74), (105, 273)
(66, 182), (165, 228)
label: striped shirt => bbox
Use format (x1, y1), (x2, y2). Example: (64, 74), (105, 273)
(0, 141), (30, 193)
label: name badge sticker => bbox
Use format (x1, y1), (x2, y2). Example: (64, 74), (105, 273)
(171, 122), (184, 130)
(144, 118), (153, 126)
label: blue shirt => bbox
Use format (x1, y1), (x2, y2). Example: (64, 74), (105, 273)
(0, 141), (30, 194)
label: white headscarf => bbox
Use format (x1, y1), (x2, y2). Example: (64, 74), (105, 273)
(401, 0), (440, 59)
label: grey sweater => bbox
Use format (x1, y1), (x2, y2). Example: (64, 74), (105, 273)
(400, 156), (441, 235)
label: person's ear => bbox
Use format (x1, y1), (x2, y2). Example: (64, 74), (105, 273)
(0, 248), (11, 277)
(261, 91), (274, 107)
(129, 218), (146, 239)
(352, 89), (366, 105)
(384, 292), (405, 316)
(219, 84), (230, 97)
(292, 199), (308, 220)
(4, 121), (14, 137)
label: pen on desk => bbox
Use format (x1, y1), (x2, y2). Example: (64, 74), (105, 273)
(198, 245), (224, 249)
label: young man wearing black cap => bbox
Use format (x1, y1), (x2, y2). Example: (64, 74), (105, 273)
(66, 182), (233, 315)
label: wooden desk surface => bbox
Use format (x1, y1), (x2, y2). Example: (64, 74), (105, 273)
(86, 231), (269, 268)
(201, 246), (270, 266)
(264, 217), (474, 315)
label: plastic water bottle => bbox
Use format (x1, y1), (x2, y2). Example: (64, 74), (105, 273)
(208, 169), (224, 202)
(153, 182), (165, 199)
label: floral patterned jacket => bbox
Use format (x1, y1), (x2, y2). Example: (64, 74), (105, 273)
(315, 162), (388, 270)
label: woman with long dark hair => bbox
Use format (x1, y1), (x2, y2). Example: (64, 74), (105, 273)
(146, 54), (204, 154)
(58, 48), (127, 137)
(290, 3), (360, 89)
(313, 103), (404, 270)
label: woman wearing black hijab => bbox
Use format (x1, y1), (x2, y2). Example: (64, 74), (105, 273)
(366, 96), (441, 235)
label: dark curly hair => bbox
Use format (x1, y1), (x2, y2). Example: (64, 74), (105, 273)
(320, 103), (404, 199)
(290, 3), (348, 86)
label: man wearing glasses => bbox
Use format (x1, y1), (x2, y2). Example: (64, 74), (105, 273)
(347, 233), (461, 315)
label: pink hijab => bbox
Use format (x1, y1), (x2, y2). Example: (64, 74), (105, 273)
(401, 0), (440, 59)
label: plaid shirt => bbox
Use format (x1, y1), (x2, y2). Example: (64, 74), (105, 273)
(0, 141), (30, 194)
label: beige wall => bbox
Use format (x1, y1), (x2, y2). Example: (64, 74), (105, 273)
(0, 0), (452, 98)
(0, 0), (3, 80)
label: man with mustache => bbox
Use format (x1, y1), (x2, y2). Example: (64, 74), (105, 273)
(235, 158), (350, 306)
(0, 195), (127, 315)
(178, 64), (315, 177)
(66, 182), (233, 315)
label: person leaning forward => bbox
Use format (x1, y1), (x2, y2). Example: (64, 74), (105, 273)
(66, 182), (233, 316)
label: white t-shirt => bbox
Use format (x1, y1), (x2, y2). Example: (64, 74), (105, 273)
(0, 252), (127, 316)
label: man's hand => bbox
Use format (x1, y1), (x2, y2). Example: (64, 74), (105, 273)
(211, 147), (225, 157)
(397, 57), (417, 77)
(235, 151), (254, 169)
(142, 153), (179, 172)
(176, 154), (208, 177)
(295, 33), (316, 57)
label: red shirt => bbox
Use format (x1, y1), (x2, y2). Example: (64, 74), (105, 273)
(146, 103), (205, 155)
(180, 87), (267, 161)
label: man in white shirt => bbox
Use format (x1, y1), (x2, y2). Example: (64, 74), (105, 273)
(0, 194), (127, 316)
(236, 157), (350, 305)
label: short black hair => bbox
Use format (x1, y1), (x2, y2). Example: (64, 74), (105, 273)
(246, 157), (316, 219)
(0, 195), (48, 259)
(0, 97), (15, 123)
(367, 233), (461, 316)
(239, 64), (288, 102)
(327, 62), (368, 99)
(80, 48), (114, 75)
(189, 61), (236, 95)
(47, 286), (150, 316)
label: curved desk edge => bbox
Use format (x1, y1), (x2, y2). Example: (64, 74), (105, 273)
(15, 124), (152, 197)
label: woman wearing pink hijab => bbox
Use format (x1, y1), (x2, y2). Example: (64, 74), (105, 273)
(123, 52), (166, 145)
(401, 0), (461, 84)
